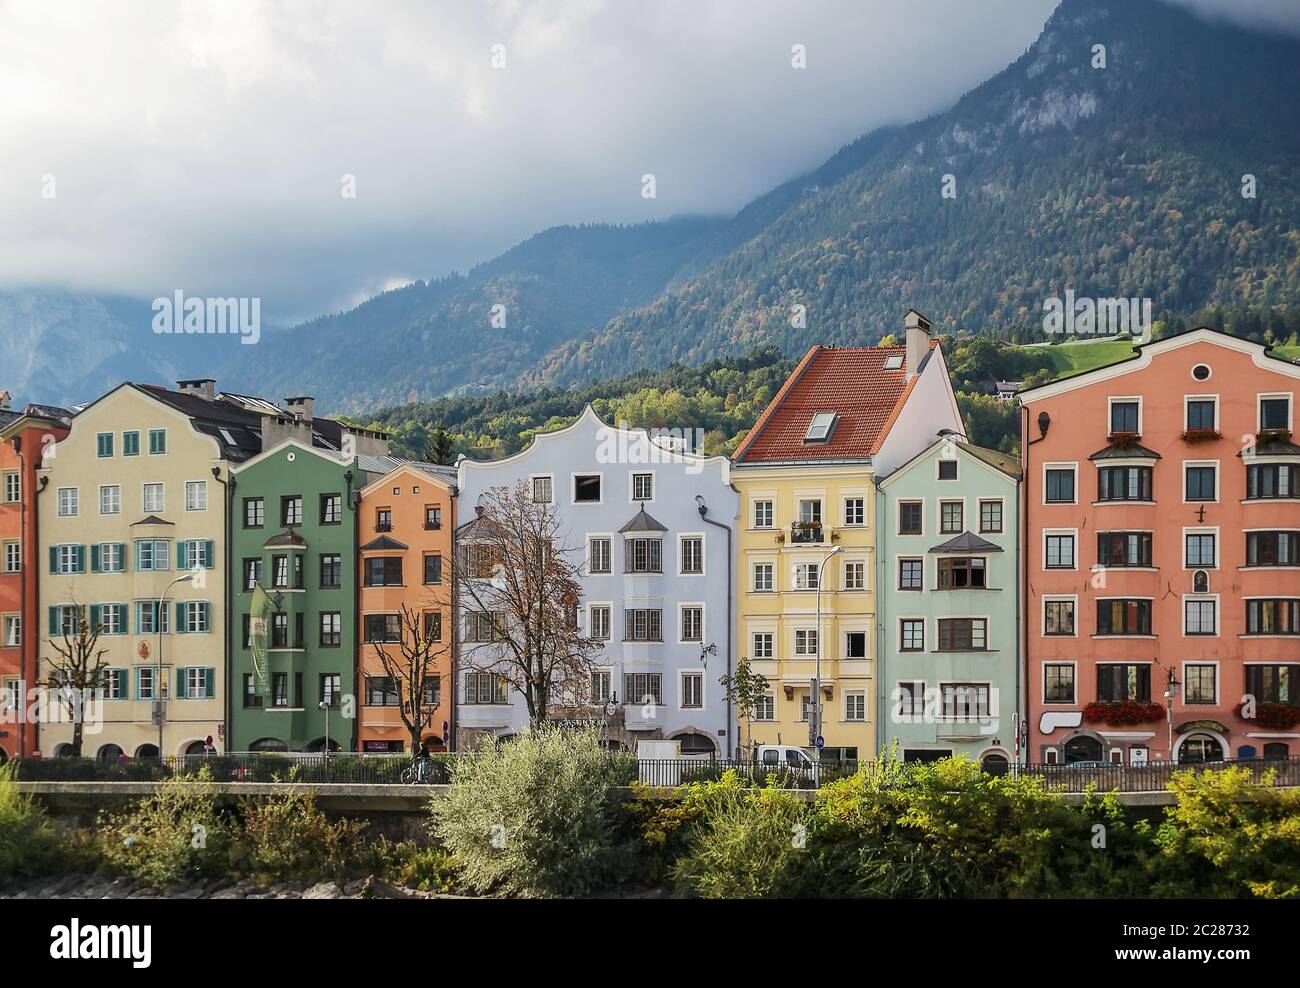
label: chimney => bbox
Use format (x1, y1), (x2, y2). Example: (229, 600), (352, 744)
(177, 379), (216, 400)
(0, 390), (10, 410)
(904, 309), (932, 379)
(285, 396), (314, 422)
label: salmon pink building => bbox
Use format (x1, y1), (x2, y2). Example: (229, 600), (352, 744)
(0, 396), (71, 761)
(1021, 329), (1300, 765)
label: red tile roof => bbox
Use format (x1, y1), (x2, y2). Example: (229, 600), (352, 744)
(733, 343), (935, 464)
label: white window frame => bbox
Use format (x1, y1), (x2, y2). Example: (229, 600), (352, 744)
(1107, 395), (1143, 436)
(842, 558), (867, 592)
(587, 534), (613, 575)
(57, 487), (78, 517)
(844, 690), (867, 722)
(99, 484), (120, 515)
(2, 472), (19, 504)
(1181, 660), (1220, 706)
(897, 497), (925, 536)
(752, 561), (775, 593)
(678, 533), (705, 576)
(1182, 595), (1219, 637)
(1043, 528), (1078, 571)
(142, 482), (165, 514)
(1258, 392), (1293, 433)
(1182, 526), (1219, 570)
(630, 471), (655, 503)
(587, 603), (612, 641)
(752, 497), (775, 530)
(1042, 463), (1078, 506)
(1183, 394), (1220, 432)
(529, 474), (554, 505)
(2, 541), (20, 574)
(842, 495), (866, 527)
(751, 631), (774, 660)
(1041, 595), (1079, 638)
(1041, 660), (1078, 706)
(679, 669), (705, 710)
(938, 497), (965, 535)
(184, 480), (208, 512)
(679, 603), (704, 644)
(570, 471), (604, 506)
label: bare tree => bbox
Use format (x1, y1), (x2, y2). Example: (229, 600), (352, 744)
(455, 482), (604, 728)
(720, 658), (771, 759)
(369, 601), (452, 754)
(40, 601), (109, 757)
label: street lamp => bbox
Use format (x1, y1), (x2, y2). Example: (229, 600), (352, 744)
(319, 700), (331, 777)
(809, 546), (843, 748)
(157, 573), (193, 760)
(1164, 668), (1181, 764)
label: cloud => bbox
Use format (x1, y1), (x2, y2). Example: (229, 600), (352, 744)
(0, 0), (1293, 323)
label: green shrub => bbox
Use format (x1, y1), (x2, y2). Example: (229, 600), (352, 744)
(100, 767), (229, 887)
(430, 726), (630, 897)
(231, 788), (371, 882)
(0, 763), (63, 880)
(375, 839), (463, 893)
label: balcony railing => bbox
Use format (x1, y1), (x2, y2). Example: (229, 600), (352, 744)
(789, 522), (824, 545)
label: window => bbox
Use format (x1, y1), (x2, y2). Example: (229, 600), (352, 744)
(320, 493), (342, 524)
(680, 536), (703, 574)
(1185, 664), (1217, 704)
(364, 614), (402, 643)
(979, 500), (1003, 534)
(148, 429), (166, 454)
(142, 483), (164, 513)
(1110, 400), (1139, 435)
(423, 553), (443, 585)
(137, 666), (169, 701)
(366, 676), (399, 706)
(625, 608), (662, 642)
(1097, 531), (1153, 568)
(753, 562), (774, 592)
(178, 601), (210, 633)
(624, 673), (662, 706)
(1185, 464), (1217, 502)
(2, 615), (21, 647)
(1184, 599), (1217, 636)
(1260, 396), (1291, 432)
(185, 481), (208, 512)
(845, 692), (866, 721)
(805, 412), (837, 442)
(1044, 664), (1076, 704)
(938, 459), (958, 481)
(590, 670), (611, 704)
(588, 537), (612, 574)
(122, 431), (140, 457)
(271, 554), (290, 589)
(242, 558), (261, 591)
(320, 673), (342, 708)
(1097, 466), (1152, 502)
(754, 694), (775, 721)
(900, 620), (924, 652)
(1248, 464), (1299, 499)
(1096, 599), (1153, 636)
(57, 487), (78, 517)
(423, 611), (442, 643)
(99, 485), (120, 515)
(364, 557), (403, 587)
(941, 683), (990, 721)
(320, 554), (341, 589)
(2, 472), (19, 503)
(845, 631), (867, 659)
(794, 630), (818, 655)
(1044, 599), (1076, 636)
(937, 557), (986, 589)
(53, 544), (83, 574)
(899, 501), (923, 535)
(320, 612), (341, 647)
(1045, 534), (1075, 569)
(632, 472), (654, 501)
(531, 476), (553, 504)
(181, 539), (212, 572)
(1045, 468), (1075, 504)
(753, 499), (774, 528)
(424, 506), (442, 530)
(939, 501), (963, 534)
(895, 681), (925, 719)
(795, 499), (822, 541)
(1246, 599), (1300, 635)
(181, 667), (211, 699)
(681, 672), (703, 708)
(752, 632), (773, 659)
(680, 606), (703, 642)
(1247, 531), (1300, 567)
(937, 618), (987, 651)
(1245, 664), (1299, 703)
(624, 537), (662, 573)
(244, 497), (264, 528)
(1186, 399), (1216, 431)
(134, 601), (168, 635)
(2, 542), (19, 573)
(898, 558), (923, 591)
(96, 432), (113, 457)
(843, 560), (865, 591)
(1096, 664), (1151, 702)
(1186, 533), (1216, 568)
(375, 508), (392, 532)
(573, 474), (601, 503)
(101, 668), (126, 700)
(843, 497), (865, 526)
(589, 605), (611, 641)
(281, 496), (303, 526)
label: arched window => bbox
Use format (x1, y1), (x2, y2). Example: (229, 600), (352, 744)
(1063, 735), (1103, 764)
(675, 733), (717, 757)
(135, 744), (161, 760)
(97, 743), (124, 763)
(981, 752), (1010, 776)
(250, 737), (289, 752)
(1179, 733), (1225, 764)
(1263, 742), (1289, 760)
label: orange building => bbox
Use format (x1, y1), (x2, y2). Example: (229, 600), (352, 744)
(357, 462), (457, 753)
(0, 396), (71, 761)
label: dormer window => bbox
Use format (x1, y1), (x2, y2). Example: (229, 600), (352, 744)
(883, 354), (904, 371)
(805, 412), (838, 444)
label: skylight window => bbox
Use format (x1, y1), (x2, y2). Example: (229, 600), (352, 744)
(805, 412), (838, 443)
(883, 354), (904, 370)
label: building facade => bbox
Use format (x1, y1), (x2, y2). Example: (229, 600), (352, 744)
(357, 462), (457, 754)
(455, 406), (738, 755)
(730, 311), (964, 762)
(0, 397), (71, 761)
(877, 438), (1021, 768)
(1021, 329), (1300, 765)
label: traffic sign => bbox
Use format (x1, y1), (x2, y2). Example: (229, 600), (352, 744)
(815, 735), (825, 749)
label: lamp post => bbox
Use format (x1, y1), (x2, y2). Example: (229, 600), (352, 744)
(809, 546), (843, 748)
(1164, 668), (1181, 764)
(319, 699), (331, 778)
(157, 573), (193, 759)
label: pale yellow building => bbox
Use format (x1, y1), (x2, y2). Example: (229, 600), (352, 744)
(730, 313), (963, 762)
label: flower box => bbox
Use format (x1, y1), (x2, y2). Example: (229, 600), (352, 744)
(1233, 701), (1300, 731)
(1180, 428), (1222, 444)
(1082, 700), (1166, 726)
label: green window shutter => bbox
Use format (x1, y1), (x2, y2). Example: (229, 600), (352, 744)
(90, 544), (100, 573)
(176, 541), (187, 570)
(175, 602), (186, 634)
(177, 668), (188, 700)
(75, 545), (86, 573)
(204, 540), (215, 569)
(48, 607), (57, 636)
(48, 546), (58, 574)
(118, 543), (128, 573)
(205, 667), (216, 699)
(89, 604), (101, 629)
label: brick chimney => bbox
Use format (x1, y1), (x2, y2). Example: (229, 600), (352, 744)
(285, 396), (314, 422)
(177, 379), (216, 400)
(904, 309), (932, 380)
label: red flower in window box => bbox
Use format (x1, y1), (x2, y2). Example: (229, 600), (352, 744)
(1083, 700), (1166, 726)
(1234, 701), (1300, 731)
(1106, 431), (1141, 448)
(1180, 428), (1222, 444)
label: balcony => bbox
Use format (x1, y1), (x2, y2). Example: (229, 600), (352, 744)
(789, 522), (825, 545)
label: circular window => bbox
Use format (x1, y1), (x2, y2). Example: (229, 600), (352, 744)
(1192, 364), (1211, 381)
(286, 451), (296, 462)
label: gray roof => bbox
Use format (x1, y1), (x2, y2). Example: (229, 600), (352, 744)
(929, 530), (1003, 554)
(264, 529), (307, 548)
(130, 514), (174, 527)
(618, 506), (667, 533)
(360, 535), (408, 551)
(1089, 440), (1161, 461)
(1240, 437), (1300, 458)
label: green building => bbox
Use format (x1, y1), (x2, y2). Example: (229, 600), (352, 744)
(228, 424), (395, 752)
(876, 437), (1021, 771)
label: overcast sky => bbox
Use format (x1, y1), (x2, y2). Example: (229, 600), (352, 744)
(0, 0), (1295, 325)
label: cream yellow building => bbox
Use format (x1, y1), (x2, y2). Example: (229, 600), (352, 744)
(731, 313), (962, 762)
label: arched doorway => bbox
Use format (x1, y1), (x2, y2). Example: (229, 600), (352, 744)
(250, 738), (288, 752)
(1178, 733), (1226, 764)
(674, 733), (717, 757)
(1263, 742), (1290, 760)
(53, 744), (74, 758)
(1063, 734), (1103, 764)
(97, 743), (124, 763)
(305, 737), (342, 753)
(182, 741), (207, 756)
(135, 744), (160, 760)
(981, 752), (1010, 776)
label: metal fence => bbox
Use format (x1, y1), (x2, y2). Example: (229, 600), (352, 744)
(7, 751), (1300, 791)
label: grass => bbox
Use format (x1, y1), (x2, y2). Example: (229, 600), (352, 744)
(1020, 337), (1139, 379)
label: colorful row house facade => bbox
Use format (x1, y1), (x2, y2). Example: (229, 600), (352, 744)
(1021, 329), (1300, 765)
